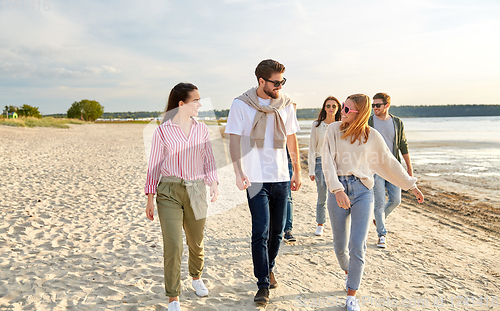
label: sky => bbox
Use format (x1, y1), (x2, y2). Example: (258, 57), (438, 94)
(1, 0), (499, 114)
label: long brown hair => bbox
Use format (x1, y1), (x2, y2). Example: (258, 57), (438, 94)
(161, 82), (198, 124)
(315, 96), (342, 127)
(340, 94), (371, 144)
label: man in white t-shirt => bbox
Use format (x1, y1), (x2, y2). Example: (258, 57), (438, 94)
(225, 59), (301, 304)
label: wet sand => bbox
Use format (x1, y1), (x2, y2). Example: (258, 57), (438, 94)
(1, 123), (499, 310)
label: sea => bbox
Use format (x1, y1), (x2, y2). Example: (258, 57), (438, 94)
(297, 116), (500, 191)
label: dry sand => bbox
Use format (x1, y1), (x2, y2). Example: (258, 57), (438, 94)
(1, 123), (500, 310)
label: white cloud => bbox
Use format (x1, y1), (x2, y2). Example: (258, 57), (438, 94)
(0, 0), (499, 113)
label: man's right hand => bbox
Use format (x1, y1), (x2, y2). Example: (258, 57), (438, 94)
(236, 172), (251, 191)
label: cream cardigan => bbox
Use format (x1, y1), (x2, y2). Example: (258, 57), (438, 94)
(321, 122), (417, 194)
(308, 120), (330, 176)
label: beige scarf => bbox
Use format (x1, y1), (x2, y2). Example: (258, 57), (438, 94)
(236, 87), (293, 149)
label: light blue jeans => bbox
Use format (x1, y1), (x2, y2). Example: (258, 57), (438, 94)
(327, 175), (373, 291)
(314, 157), (327, 224)
(373, 174), (401, 237)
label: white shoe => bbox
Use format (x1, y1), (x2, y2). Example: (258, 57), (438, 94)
(168, 300), (181, 311)
(315, 225), (324, 236)
(192, 278), (209, 297)
(346, 296), (361, 311)
(377, 236), (387, 248)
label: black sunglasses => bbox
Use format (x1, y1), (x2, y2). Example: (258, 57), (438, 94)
(372, 103), (387, 108)
(264, 77), (286, 87)
(325, 104), (337, 109)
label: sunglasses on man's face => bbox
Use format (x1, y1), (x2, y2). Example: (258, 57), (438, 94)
(264, 77), (286, 87)
(372, 103), (387, 108)
(341, 102), (359, 114)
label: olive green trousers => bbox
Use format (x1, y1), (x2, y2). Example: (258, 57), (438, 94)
(156, 179), (206, 297)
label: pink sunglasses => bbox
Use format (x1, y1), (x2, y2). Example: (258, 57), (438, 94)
(341, 102), (359, 114)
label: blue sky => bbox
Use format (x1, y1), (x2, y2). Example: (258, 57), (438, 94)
(1, 0), (499, 114)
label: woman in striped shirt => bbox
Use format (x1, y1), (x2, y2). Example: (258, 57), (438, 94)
(145, 83), (218, 311)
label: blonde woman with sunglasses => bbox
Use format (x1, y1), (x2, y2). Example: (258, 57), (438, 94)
(321, 94), (424, 311)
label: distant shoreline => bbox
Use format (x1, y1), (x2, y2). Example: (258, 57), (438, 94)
(43, 104), (500, 120)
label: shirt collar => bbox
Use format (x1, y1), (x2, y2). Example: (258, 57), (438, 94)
(164, 117), (199, 127)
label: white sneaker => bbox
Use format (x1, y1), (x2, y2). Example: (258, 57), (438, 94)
(192, 278), (209, 297)
(377, 236), (387, 248)
(346, 296), (361, 311)
(168, 300), (181, 311)
(315, 225), (324, 236)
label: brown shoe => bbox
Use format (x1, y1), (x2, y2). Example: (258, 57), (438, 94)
(254, 288), (269, 304)
(269, 271), (278, 289)
(373, 219), (376, 226)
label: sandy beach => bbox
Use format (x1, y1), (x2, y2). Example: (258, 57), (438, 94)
(1, 123), (500, 310)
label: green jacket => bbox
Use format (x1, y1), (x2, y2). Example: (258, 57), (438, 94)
(368, 114), (409, 162)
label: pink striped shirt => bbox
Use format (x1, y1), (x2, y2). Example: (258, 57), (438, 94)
(144, 118), (218, 195)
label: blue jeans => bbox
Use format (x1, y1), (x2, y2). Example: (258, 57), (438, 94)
(327, 175), (373, 291)
(314, 157), (327, 225)
(246, 182), (290, 289)
(284, 153), (294, 232)
(373, 174), (401, 237)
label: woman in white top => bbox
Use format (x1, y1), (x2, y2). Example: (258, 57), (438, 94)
(322, 94), (424, 311)
(308, 96), (341, 236)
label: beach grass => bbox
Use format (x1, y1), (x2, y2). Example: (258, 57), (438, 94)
(0, 117), (88, 128)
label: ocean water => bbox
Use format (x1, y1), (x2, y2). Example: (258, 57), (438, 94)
(404, 116), (500, 189)
(297, 116), (500, 190)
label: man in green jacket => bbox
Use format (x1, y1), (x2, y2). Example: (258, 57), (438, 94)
(369, 93), (414, 249)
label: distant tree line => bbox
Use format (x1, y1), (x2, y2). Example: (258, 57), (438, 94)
(389, 105), (500, 118)
(3, 105), (42, 118)
(211, 105), (500, 119)
(44, 104), (500, 120)
(101, 111), (163, 119)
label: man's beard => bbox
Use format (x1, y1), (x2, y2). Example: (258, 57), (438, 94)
(264, 86), (279, 99)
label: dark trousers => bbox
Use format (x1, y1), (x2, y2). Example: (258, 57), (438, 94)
(284, 152), (294, 232)
(246, 182), (289, 288)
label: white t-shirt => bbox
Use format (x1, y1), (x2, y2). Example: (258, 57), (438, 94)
(225, 97), (300, 183)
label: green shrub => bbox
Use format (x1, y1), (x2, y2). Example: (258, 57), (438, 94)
(0, 118), (26, 127)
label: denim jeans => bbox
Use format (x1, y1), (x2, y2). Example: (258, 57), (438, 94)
(327, 175), (373, 291)
(373, 174), (401, 237)
(314, 157), (327, 225)
(284, 153), (294, 232)
(247, 182), (289, 288)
